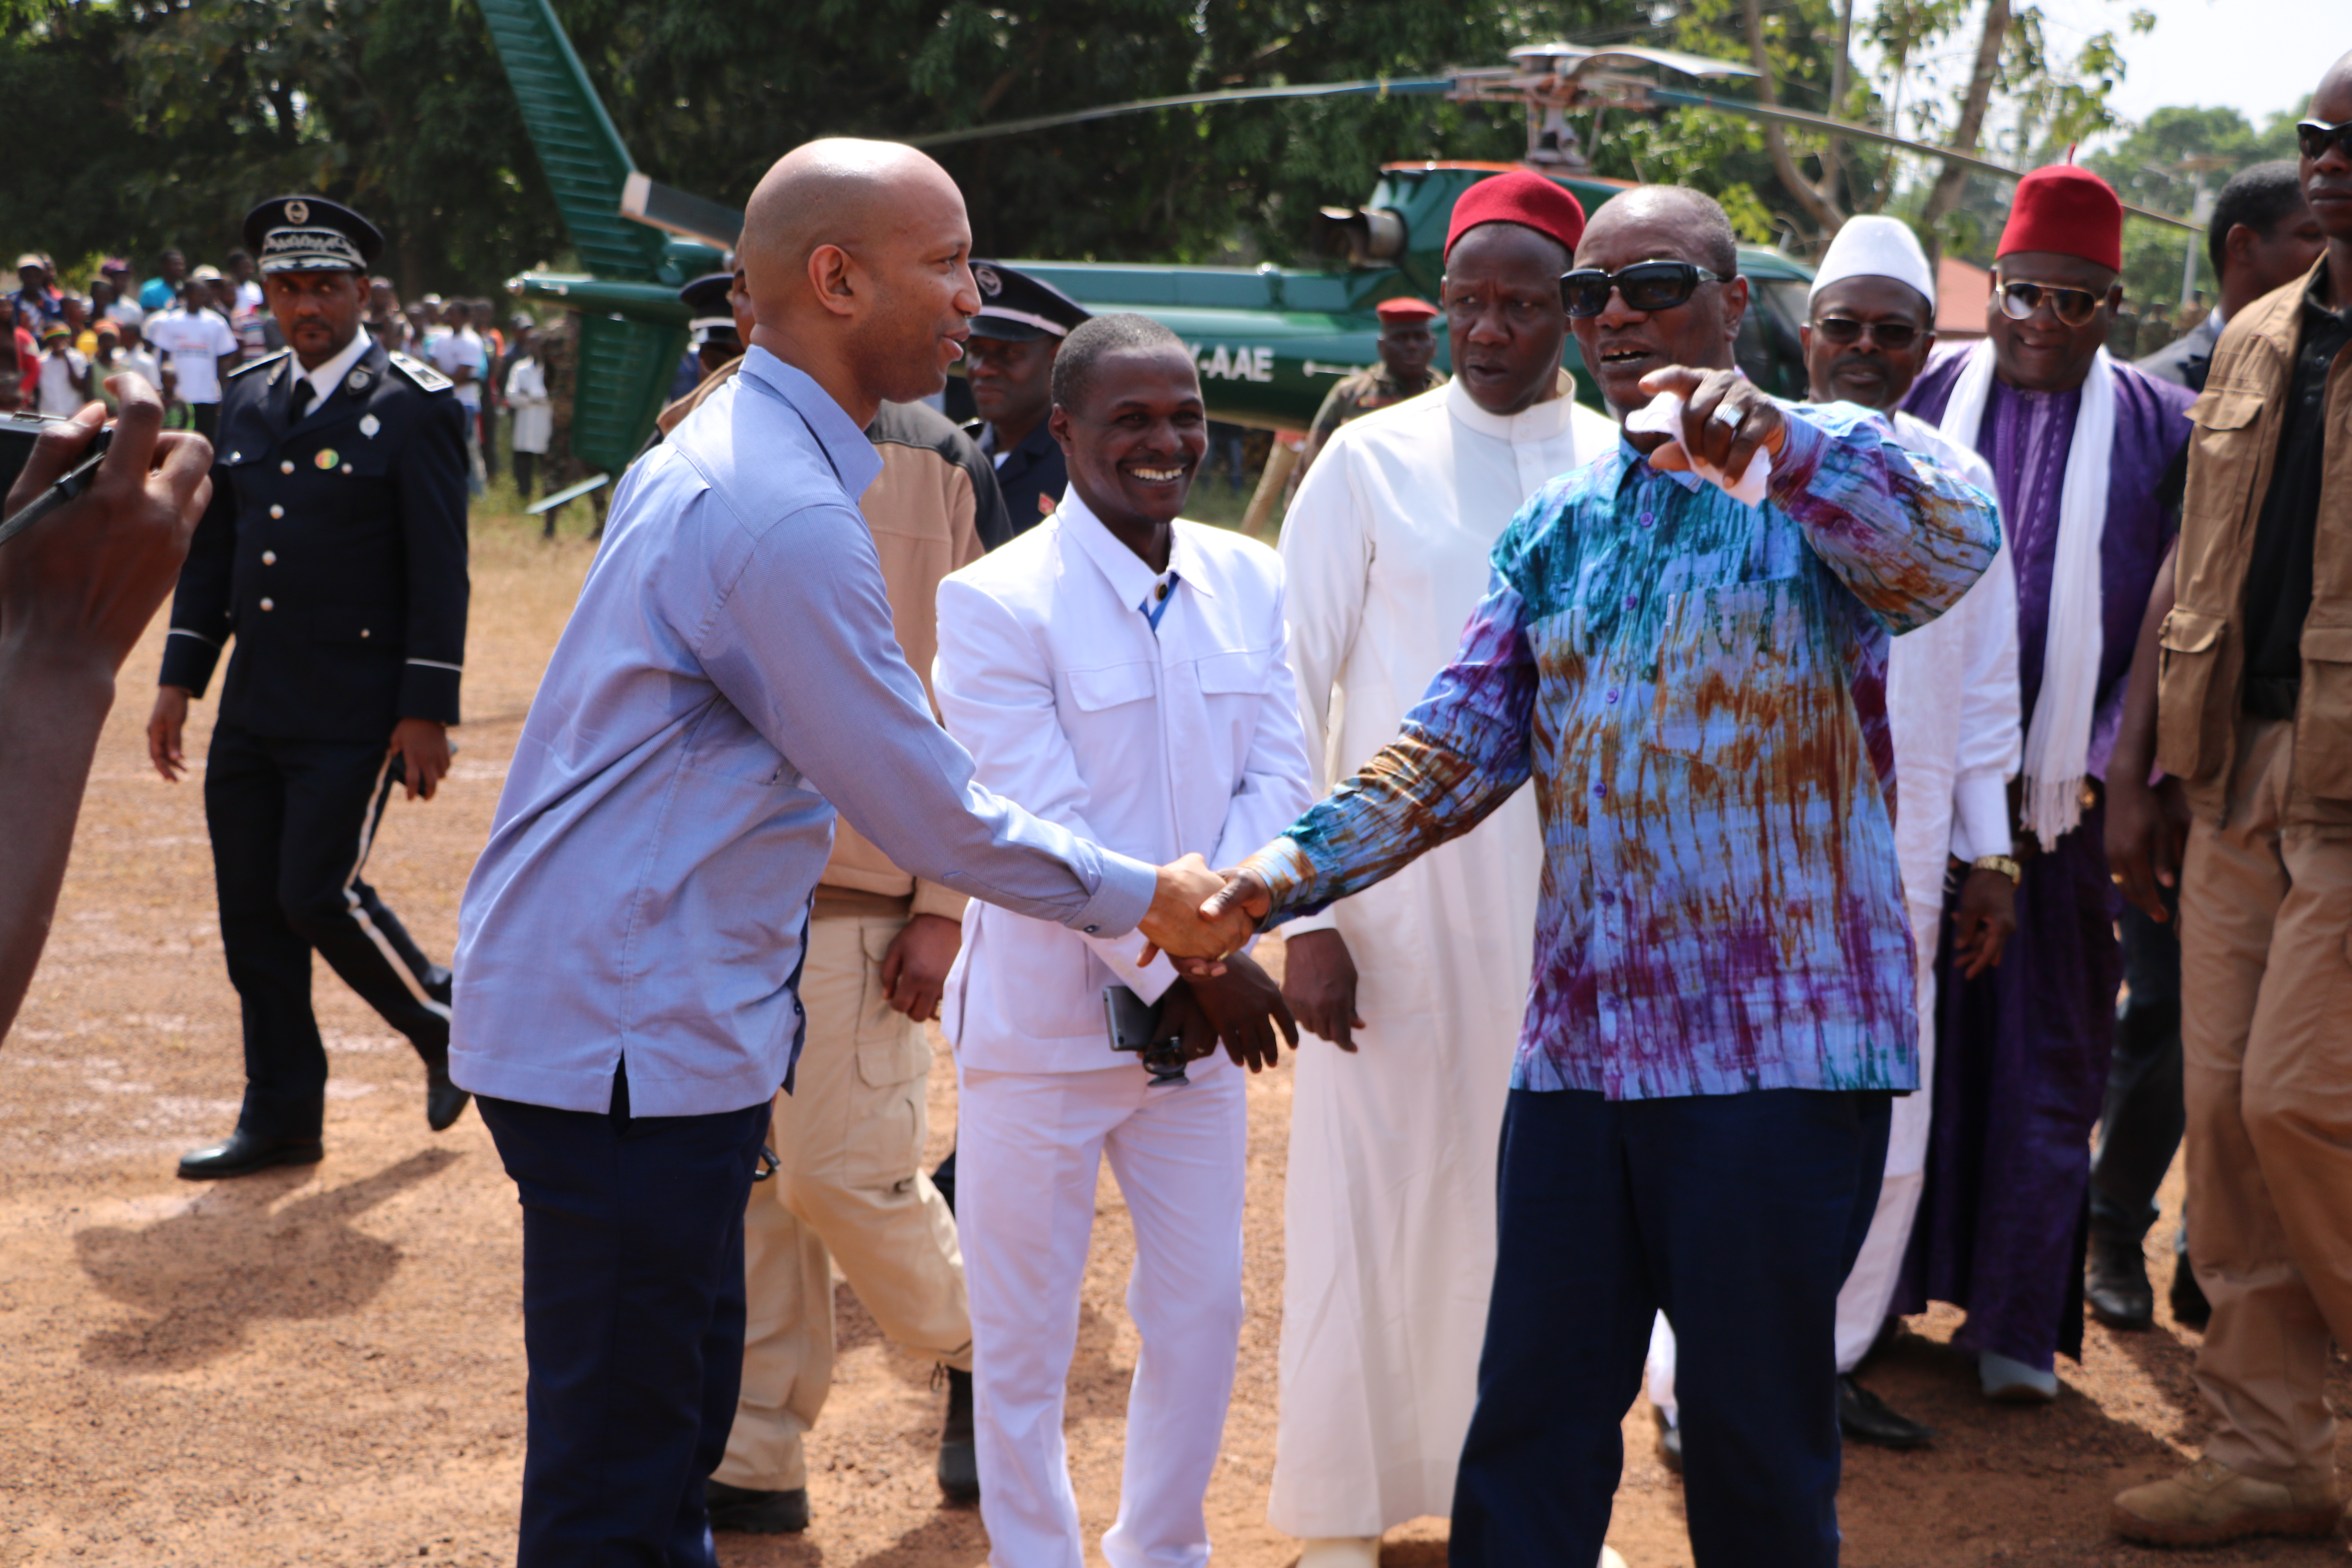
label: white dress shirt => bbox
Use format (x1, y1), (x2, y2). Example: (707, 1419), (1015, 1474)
(935, 487), (1315, 1074)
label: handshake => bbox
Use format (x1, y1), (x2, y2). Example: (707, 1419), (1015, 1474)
(1135, 853), (1277, 975)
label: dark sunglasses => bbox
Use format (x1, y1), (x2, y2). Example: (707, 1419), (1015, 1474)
(1810, 316), (1924, 349)
(1997, 278), (2104, 328)
(1560, 261), (1728, 318)
(2298, 119), (2352, 161)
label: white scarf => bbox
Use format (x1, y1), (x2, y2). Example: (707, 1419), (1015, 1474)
(1936, 341), (2113, 843)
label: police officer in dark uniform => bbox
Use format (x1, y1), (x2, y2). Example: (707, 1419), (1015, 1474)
(960, 261), (1089, 533)
(146, 195), (471, 1179)
(681, 270), (742, 383)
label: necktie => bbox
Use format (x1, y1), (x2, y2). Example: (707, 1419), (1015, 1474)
(289, 379), (314, 421)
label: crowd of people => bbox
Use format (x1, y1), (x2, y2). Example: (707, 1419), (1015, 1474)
(3, 248), (565, 501)
(0, 43), (2347, 1568)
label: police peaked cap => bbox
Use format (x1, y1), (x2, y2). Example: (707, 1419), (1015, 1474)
(244, 195), (384, 274)
(677, 272), (741, 345)
(967, 261), (1091, 342)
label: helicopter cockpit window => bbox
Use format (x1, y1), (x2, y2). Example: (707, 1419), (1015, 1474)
(1737, 279), (1812, 400)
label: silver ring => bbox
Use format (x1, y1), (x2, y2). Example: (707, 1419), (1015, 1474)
(1708, 405), (1740, 428)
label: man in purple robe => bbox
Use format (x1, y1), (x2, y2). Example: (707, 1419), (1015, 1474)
(1896, 164), (2193, 1400)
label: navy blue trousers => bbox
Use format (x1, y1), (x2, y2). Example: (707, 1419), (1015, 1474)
(479, 1067), (772, 1568)
(1452, 1087), (1891, 1568)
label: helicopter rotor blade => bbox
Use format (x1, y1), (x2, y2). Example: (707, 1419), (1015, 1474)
(619, 172), (745, 251)
(1646, 88), (2200, 231)
(906, 77), (1454, 149)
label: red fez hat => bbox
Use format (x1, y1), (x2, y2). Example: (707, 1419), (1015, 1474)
(1445, 171), (1588, 259)
(1997, 162), (2123, 273)
(1374, 296), (1440, 323)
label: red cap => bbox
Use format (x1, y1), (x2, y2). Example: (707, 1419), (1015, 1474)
(1444, 171), (1588, 260)
(1374, 296), (1440, 323)
(1997, 162), (2123, 274)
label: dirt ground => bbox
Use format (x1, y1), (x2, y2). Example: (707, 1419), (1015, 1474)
(3, 506), (2345, 1568)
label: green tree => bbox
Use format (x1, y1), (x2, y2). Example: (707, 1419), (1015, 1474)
(2089, 104), (2306, 313)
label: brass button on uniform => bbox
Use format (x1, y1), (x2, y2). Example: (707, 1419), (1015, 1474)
(261, 550), (277, 565)
(258, 597), (275, 612)
(359, 628), (370, 639)
(270, 505), (284, 518)
(280, 460), (295, 475)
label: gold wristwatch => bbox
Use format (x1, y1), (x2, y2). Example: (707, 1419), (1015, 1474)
(1970, 854), (2023, 885)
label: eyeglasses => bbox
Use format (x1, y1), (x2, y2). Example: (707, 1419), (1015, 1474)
(1559, 261), (1729, 318)
(1996, 278), (2105, 328)
(2298, 119), (2352, 162)
(1810, 316), (1924, 349)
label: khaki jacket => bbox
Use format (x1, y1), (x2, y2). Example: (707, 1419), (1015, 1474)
(2158, 256), (2352, 826)
(656, 360), (989, 915)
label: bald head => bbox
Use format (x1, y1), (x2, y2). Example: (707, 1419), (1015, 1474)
(741, 139), (959, 302)
(739, 138), (980, 425)
(1579, 187), (1739, 278)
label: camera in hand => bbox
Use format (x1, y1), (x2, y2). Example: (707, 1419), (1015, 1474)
(1, 412), (114, 550)
(1104, 984), (1191, 1086)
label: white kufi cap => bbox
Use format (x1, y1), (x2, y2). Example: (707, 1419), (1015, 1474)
(1807, 215), (1936, 313)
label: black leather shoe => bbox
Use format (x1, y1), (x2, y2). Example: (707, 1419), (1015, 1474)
(1838, 1373), (1934, 1450)
(2087, 1230), (2156, 1330)
(705, 1480), (808, 1534)
(424, 1062), (471, 1133)
(938, 1366), (979, 1503)
(177, 1129), (325, 1180)
(2171, 1253), (2212, 1330)
(1653, 1404), (1683, 1474)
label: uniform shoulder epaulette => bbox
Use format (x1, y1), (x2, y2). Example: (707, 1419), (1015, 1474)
(228, 348), (292, 380)
(389, 352), (453, 393)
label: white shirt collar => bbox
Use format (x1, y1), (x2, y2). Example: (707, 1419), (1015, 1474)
(1053, 485), (1213, 615)
(1443, 374), (1586, 443)
(294, 330), (374, 412)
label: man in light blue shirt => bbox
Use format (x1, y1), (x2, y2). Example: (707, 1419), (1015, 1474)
(450, 139), (1226, 1568)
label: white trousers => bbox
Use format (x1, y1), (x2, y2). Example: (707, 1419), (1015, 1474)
(1831, 901), (1942, 1371)
(958, 1055), (1248, 1568)
(1648, 901), (1941, 1420)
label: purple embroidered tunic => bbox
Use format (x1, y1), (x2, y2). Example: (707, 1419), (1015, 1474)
(1893, 350), (2192, 1369)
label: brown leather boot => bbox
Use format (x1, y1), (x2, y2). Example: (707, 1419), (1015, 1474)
(2112, 1457), (2343, 1546)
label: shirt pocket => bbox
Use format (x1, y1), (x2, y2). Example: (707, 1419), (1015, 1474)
(1066, 661), (1158, 713)
(2154, 606), (2229, 783)
(1645, 578), (1813, 776)
(2185, 387), (2264, 521)
(2296, 611), (2352, 799)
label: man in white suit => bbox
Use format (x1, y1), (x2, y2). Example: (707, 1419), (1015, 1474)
(932, 312), (1313, 1568)
(1270, 171), (1619, 1568)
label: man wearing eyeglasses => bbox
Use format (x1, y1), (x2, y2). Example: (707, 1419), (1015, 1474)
(2103, 57), (2352, 1548)
(1894, 162), (2194, 1405)
(1191, 184), (2001, 1567)
(1644, 214), (2023, 1463)
(1267, 171), (1617, 1568)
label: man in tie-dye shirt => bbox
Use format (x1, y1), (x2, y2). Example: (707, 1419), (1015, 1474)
(1198, 189), (2000, 1567)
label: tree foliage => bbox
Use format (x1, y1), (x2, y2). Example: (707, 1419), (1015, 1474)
(2088, 103), (2307, 313)
(0, 0), (2310, 302)
(0, 0), (1633, 294)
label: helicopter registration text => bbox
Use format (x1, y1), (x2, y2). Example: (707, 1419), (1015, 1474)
(1191, 343), (1276, 383)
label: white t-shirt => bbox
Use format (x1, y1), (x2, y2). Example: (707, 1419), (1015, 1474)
(37, 348), (89, 415)
(104, 299), (144, 330)
(430, 329), (485, 409)
(146, 307), (238, 404)
(118, 347), (164, 393)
